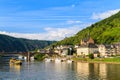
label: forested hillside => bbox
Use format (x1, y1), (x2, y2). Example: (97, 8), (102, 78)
(0, 34), (56, 52)
(53, 11), (120, 45)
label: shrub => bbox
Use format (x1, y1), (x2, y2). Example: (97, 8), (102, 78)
(89, 53), (94, 59)
(34, 53), (46, 61)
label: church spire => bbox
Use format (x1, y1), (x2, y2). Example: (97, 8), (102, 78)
(88, 37), (94, 44)
(87, 32), (94, 44)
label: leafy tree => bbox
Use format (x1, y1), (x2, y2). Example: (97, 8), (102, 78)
(89, 54), (94, 59)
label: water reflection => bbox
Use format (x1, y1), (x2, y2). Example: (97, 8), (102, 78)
(75, 62), (108, 80)
(44, 62), (77, 80)
(75, 62), (120, 80)
(9, 64), (21, 73)
(1, 58), (120, 80)
(99, 64), (107, 79)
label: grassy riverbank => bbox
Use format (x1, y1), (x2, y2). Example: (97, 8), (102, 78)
(72, 57), (120, 64)
(33, 53), (120, 64)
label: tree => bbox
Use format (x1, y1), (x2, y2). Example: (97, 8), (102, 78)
(89, 53), (94, 59)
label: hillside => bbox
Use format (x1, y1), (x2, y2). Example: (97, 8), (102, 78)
(0, 34), (56, 52)
(53, 11), (120, 45)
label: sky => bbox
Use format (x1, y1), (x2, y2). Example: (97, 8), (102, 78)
(0, 0), (120, 41)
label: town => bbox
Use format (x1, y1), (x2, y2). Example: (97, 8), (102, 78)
(37, 35), (120, 59)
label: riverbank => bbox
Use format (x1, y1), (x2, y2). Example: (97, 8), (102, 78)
(72, 57), (120, 64)
(33, 53), (120, 64)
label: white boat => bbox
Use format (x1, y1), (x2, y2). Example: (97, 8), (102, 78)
(24, 56), (27, 60)
(67, 60), (73, 63)
(18, 55), (23, 59)
(30, 56), (34, 61)
(10, 58), (22, 65)
(55, 58), (61, 63)
(45, 58), (51, 62)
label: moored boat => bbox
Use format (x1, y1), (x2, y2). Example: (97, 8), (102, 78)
(67, 59), (73, 63)
(55, 58), (61, 63)
(45, 58), (51, 62)
(10, 58), (22, 65)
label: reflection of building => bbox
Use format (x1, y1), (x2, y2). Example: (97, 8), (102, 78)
(77, 36), (98, 56)
(75, 62), (108, 79)
(99, 64), (107, 78)
(76, 62), (89, 76)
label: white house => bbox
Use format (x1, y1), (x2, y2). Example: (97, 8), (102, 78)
(77, 36), (98, 56)
(98, 44), (116, 57)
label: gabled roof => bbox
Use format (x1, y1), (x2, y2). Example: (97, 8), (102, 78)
(99, 44), (114, 49)
(79, 43), (98, 48)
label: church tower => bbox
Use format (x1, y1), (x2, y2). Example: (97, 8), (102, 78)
(87, 37), (94, 44)
(80, 32), (95, 45)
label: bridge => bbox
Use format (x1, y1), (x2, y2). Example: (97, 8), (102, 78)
(0, 52), (36, 61)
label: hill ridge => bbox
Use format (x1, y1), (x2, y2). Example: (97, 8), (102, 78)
(53, 11), (120, 46)
(0, 34), (55, 52)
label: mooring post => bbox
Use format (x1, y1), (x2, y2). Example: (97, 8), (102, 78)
(27, 52), (30, 61)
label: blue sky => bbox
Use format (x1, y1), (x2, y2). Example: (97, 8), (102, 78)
(0, 0), (120, 40)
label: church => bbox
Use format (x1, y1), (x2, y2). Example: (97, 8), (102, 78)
(76, 35), (98, 56)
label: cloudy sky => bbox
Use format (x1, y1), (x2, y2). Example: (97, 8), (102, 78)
(0, 0), (120, 40)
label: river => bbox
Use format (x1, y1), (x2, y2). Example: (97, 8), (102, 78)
(0, 56), (120, 80)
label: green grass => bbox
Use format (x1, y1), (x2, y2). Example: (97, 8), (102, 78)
(73, 57), (120, 63)
(97, 58), (120, 62)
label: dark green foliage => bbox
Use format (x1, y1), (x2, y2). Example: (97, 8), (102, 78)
(53, 11), (120, 45)
(34, 53), (46, 61)
(68, 48), (74, 55)
(0, 34), (56, 52)
(89, 54), (94, 59)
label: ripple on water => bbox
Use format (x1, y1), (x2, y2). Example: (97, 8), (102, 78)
(0, 61), (120, 80)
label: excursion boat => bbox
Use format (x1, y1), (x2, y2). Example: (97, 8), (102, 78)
(10, 58), (22, 65)
(67, 59), (73, 63)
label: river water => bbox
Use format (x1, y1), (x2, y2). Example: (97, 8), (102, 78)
(0, 56), (120, 80)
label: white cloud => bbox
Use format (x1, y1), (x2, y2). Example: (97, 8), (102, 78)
(0, 26), (81, 41)
(91, 9), (120, 20)
(66, 20), (81, 24)
(44, 26), (81, 40)
(0, 31), (44, 40)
